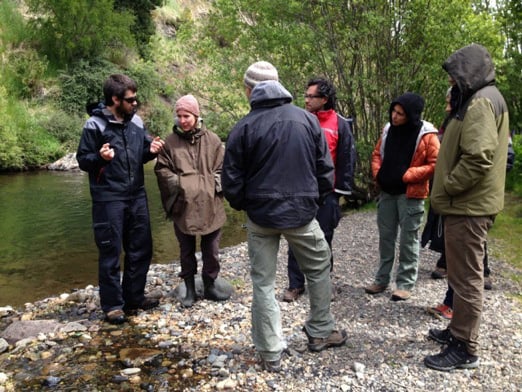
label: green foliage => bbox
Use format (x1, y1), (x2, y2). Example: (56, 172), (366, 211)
(141, 97), (173, 138)
(1, 47), (48, 99)
(497, 0), (522, 131)
(0, 0), (30, 45)
(114, 0), (164, 59)
(0, 1), (48, 99)
(0, 89), (24, 169)
(58, 60), (121, 116)
(25, 0), (137, 67)
(39, 109), (84, 152)
(0, 89), (63, 170)
(176, 0), (504, 197)
(506, 134), (522, 196)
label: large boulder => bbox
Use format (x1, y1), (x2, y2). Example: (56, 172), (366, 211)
(48, 153), (79, 171)
(0, 319), (61, 345)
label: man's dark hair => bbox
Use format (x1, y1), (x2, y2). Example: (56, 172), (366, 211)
(306, 77), (337, 110)
(103, 74), (137, 106)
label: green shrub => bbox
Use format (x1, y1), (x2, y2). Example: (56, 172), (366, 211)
(506, 133), (521, 197)
(1, 47), (48, 99)
(40, 109), (84, 152)
(0, 92), (63, 170)
(58, 60), (120, 116)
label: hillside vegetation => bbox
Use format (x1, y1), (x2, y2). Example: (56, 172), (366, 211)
(0, 0), (520, 200)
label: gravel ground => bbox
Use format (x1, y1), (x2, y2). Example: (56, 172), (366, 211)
(0, 209), (521, 391)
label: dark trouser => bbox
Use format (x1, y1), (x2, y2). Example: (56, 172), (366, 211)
(92, 197), (153, 313)
(443, 243), (490, 308)
(287, 193), (341, 289)
(438, 243), (491, 277)
(445, 215), (494, 355)
(174, 224), (221, 280)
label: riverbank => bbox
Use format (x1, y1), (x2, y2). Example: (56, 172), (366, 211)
(0, 210), (521, 391)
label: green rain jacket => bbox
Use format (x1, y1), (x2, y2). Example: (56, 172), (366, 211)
(430, 44), (509, 216)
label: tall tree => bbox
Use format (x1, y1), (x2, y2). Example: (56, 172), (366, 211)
(183, 0), (503, 193)
(497, 0), (522, 130)
(114, 0), (164, 59)
(26, 0), (136, 66)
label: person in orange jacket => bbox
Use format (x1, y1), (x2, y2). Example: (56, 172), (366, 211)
(365, 92), (440, 301)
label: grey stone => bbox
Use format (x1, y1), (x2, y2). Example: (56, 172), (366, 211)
(47, 153), (79, 171)
(0, 320), (61, 345)
(0, 338), (9, 353)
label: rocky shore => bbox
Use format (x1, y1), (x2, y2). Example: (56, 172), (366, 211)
(1, 210), (521, 391)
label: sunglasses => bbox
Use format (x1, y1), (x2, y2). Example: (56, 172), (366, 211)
(122, 96), (138, 103)
(303, 94), (323, 99)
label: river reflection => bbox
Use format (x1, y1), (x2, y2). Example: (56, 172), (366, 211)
(0, 163), (247, 307)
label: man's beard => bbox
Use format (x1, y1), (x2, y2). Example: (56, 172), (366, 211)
(116, 102), (137, 122)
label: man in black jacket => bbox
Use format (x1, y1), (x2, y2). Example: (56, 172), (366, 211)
(77, 74), (164, 324)
(222, 61), (347, 372)
(283, 77), (356, 302)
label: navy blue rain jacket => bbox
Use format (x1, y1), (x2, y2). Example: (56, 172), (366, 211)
(76, 106), (156, 202)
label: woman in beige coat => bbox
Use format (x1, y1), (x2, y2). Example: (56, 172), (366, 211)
(155, 95), (227, 307)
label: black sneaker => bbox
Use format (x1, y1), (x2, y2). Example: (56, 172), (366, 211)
(428, 328), (451, 344)
(424, 336), (479, 371)
(123, 297), (159, 316)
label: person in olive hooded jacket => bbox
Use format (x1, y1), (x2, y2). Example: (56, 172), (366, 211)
(424, 44), (509, 372)
(364, 92), (439, 301)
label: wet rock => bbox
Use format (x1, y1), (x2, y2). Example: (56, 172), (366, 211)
(119, 348), (163, 367)
(60, 322), (88, 333)
(47, 153), (79, 171)
(0, 339), (8, 354)
(0, 307), (14, 318)
(42, 376), (61, 387)
(1, 320), (61, 345)
(121, 367), (141, 376)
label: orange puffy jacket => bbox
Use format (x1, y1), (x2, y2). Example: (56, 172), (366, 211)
(372, 121), (440, 199)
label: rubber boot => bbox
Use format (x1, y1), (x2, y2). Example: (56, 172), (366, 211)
(203, 275), (229, 301)
(182, 276), (196, 307)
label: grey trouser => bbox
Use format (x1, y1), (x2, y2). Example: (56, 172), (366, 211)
(246, 218), (335, 361)
(374, 192), (424, 290)
(445, 215), (493, 355)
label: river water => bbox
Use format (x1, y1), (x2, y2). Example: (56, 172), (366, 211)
(0, 163), (247, 308)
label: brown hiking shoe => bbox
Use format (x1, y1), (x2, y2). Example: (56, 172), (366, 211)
(282, 287), (305, 302)
(104, 309), (126, 325)
(364, 283), (387, 294)
(391, 289), (411, 301)
(302, 327), (347, 352)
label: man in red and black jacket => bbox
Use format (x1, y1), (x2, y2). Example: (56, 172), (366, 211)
(283, 77), (357, 302)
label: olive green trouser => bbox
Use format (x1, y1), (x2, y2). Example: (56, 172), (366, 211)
(374, 192), (424, 290)
(246, 218), (335, 361)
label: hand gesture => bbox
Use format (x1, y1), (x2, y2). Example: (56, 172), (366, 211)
(100, 143), (115, 161)
(150, 136), (165, 154)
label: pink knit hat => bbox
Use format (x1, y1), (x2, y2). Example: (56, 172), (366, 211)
(175, 94), (200, 116)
